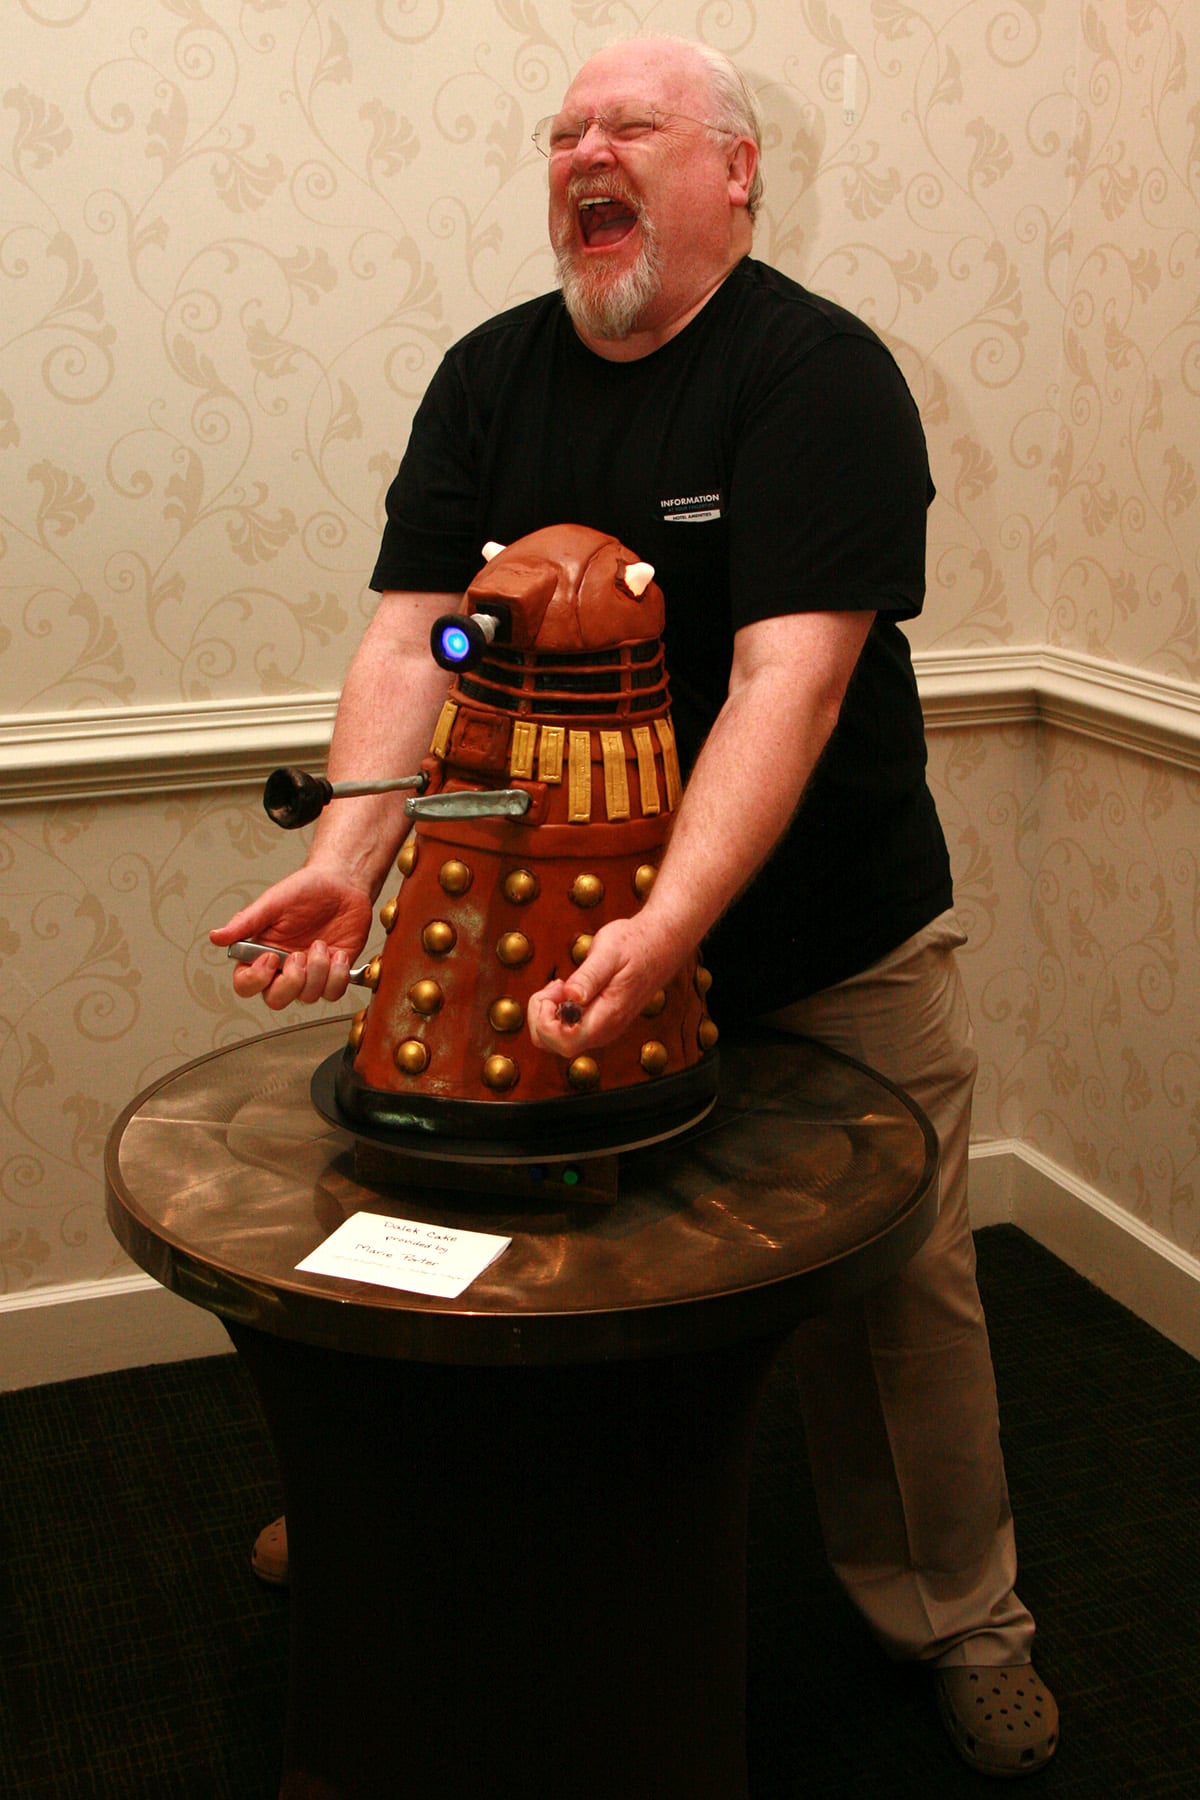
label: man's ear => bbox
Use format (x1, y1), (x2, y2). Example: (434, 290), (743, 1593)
(727, 136), (758, 210)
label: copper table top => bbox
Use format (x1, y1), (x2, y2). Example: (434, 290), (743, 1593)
(105, 1017), (937, 1366)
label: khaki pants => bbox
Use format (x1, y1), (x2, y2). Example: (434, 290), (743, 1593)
(761, 910), (1036, 1667)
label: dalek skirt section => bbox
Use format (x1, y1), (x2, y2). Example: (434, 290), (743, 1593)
(334, 525), (719, 1155)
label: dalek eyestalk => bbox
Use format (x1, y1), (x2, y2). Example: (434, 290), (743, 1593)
(430, 607), (507, 674)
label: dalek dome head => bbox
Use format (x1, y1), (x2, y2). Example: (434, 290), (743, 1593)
(437, 525), (665, 668)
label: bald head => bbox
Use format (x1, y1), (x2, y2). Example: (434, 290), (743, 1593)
(570, 38), (764, 218)
(547, 37), (761, 359)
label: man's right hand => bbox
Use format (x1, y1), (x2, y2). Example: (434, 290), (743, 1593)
(209, 587), (460, 1012)
(210, 868), (376, 1011)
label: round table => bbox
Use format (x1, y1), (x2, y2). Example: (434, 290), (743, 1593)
(106, 1018), (937, 1800)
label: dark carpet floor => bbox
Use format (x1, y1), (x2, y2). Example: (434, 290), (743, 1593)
(1, 1225), (1197, 1797)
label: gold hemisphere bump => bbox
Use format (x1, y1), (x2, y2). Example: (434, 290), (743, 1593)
(379, 895), (399, 933)
(640, 1040), (669, 1076)
(699, 1017), (719, 1051)
(567, 1055), (600, 1094)
(503, 868), (539, 905)
(439, 858), (472, 895)
(394, 1038), (430, 1075)
(348, 1009), (368, 1049)
(362, 954), (383, 991)
(396, 839), (418, 876)
(695, 965), (713, 996)
(641, 989), (666, 1018)
(633, 864), (657, 899)
(570, 873), (605, 909)
(496, 930), (533, 968)
(488, 997), (524, 1033)
(482, 1054), (519, 1092)
(570, 934), (593, 966)
(422, 919), (457, 956)
(408, 979), (444, 1017)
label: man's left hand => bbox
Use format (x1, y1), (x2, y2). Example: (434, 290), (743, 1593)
(526, 916), (685, 1055)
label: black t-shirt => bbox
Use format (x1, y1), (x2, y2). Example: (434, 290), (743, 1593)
(371, 256), (953, 1019)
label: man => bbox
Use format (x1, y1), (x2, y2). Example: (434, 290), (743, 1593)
(213, 36), (1059, 1777)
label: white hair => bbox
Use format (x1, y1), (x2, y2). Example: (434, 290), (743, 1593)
(686, 42), (765, 220)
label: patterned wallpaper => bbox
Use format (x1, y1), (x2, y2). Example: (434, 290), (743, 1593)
(1, 0), (1197, 1298)
(933, 724), (1200, 1254)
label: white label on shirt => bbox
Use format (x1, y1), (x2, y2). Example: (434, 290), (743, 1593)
(659, 491), (723, 524)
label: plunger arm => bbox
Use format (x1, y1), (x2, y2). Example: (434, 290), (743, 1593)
(263, 765), (429, 830)
(262, 765), (533, 831)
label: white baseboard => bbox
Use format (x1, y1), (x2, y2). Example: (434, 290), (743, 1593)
(3, 1144), (1196, 1389)
(916, 645), (1200, 772)
(968, 1139), (1200, 1359)
(0, 1272), (232, 1392)
(0, 692), (338, 805)
(3, 646), (1199, 807)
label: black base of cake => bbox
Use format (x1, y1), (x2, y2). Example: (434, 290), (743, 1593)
(311, 1044), (719, 1164)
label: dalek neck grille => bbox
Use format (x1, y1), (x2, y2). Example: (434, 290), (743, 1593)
(459, 641), (669, 719)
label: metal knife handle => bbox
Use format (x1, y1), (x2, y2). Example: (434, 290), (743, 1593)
(227, 940), (375, 986)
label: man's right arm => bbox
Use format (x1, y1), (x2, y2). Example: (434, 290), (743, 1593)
(210, 589), (460, 1009)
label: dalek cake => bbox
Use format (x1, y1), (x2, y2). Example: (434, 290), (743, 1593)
(262, 524), (719, 1163)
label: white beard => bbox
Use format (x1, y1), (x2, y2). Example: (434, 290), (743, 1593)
(553, 210), (663, 340)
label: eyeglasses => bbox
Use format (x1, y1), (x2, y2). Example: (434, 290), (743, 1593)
(531, 109), (731, 157)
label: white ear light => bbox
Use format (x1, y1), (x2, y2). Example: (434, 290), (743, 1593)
(481, 540), (506, 561)
(623, 561), (655, 597)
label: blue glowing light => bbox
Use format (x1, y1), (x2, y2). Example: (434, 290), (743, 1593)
(440, 625), (471, 662)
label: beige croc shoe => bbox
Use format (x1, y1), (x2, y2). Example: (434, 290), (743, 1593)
(250, 1514), (289, 1586)
(935, 1664), (1059, 1777)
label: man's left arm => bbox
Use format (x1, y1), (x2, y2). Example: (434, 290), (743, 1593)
(526, 605), (875, 1053)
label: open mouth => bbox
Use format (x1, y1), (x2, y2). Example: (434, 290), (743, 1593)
(578, 195), (639, 249)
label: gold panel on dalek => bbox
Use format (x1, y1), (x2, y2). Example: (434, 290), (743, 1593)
(241, 524), (720, 1207)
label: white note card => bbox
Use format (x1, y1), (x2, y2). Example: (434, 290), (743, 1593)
(296, 1211), (511, 1299)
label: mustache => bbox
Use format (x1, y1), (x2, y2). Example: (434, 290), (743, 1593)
(565, 175), (643, 216)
